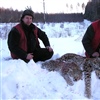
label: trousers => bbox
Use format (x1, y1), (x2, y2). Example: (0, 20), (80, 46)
(33, 48), (54, 62)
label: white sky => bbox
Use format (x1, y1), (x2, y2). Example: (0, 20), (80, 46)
(0, 0), (89, 13)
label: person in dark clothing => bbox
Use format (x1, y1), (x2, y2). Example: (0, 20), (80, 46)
(8, 9), (54, 63)
(82, 7), (100, 58)
(82, 20), (100, 58)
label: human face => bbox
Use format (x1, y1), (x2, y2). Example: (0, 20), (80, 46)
(22, 15), (33, 26)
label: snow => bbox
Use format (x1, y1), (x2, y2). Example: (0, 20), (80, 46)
(0, 20), (100, 100)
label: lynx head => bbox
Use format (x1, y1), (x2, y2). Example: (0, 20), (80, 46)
(61, 62), (83, 81)
(42, 60), (67, 71)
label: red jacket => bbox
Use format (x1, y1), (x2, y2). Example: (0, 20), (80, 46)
(86, 20), (100, 57)
(11, 24), (38, 59)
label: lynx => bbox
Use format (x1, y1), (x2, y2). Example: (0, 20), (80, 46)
(42, 60), (82, 86)
(42, 53), (100, 98)
(56, 53), (100, 98)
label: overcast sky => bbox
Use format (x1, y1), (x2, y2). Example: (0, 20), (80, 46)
(0, 0), (89, 13)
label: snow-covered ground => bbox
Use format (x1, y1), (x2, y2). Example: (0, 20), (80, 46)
(0, 20), (100, 100)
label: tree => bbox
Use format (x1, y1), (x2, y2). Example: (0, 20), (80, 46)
(82, 3), (85, 11)
(84, 1), (100, 21)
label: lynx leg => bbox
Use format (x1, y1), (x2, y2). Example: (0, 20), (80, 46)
(62, 74), (74, 86)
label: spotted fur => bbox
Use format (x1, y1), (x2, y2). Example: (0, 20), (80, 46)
(56, 53), (85, 68)
(42, 60), (82, 86)
(42, 53), (100, 98)
(83, 58), (100, 98)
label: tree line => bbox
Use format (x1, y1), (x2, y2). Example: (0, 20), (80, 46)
(0, 7), (84, 23)
(0, 0), (100, 23)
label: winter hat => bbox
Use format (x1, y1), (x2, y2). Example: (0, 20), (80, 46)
(21, 9), (34, 20)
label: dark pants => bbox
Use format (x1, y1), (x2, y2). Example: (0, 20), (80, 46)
(33, 48), (54, 62)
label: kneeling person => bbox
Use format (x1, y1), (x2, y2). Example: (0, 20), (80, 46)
(8, 9), (54, 63)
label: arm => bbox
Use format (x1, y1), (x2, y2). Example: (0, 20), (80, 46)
(37, 28), (53, 52)
(37, 28), (50, 47)
(82, 24), (95, 56)
(7, 27), (27, 59)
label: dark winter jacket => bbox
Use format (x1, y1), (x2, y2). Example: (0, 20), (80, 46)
(82, 20), (100, 57)
(8, 22), (50, 60)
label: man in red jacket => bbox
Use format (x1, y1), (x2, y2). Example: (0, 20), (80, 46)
(82, 7), (100, 58)
(82, 6), (100, 58)
(82, 20), (100, 58)
(8, 9), (54, 63)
